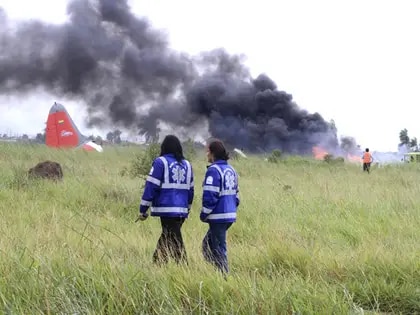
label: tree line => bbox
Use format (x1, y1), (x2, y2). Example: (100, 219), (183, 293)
(399, 128), (419, 152)
(4, 125), (419, 153)
(1, 129), (125, 145)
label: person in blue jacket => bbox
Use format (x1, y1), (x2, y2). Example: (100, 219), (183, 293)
(200, 139), (240, 274)
(138, 135), (194, 265)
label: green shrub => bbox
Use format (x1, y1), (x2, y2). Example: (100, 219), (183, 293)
(183, 139), (197, 161)
(324, 154), (345, 164)
(268, 149), (282, 163)
(125, 143), (160, 179)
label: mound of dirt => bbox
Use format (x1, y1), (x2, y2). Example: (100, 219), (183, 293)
(28, 161), (63, 181)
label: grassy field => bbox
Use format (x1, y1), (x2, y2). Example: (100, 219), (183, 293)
(0, 142), (419, 314)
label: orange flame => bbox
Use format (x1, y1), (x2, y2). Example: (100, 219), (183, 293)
(346, 153), (363, 163)
(312, 146), (363, 163)
(312, 146), (329, 160)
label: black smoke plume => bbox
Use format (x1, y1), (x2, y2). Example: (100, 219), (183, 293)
(0, 0), (339, 154)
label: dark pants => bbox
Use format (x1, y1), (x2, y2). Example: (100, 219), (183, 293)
(363, 162), (371, 173)
(202, 222), (232, 274)
(153, 217), (187, 265)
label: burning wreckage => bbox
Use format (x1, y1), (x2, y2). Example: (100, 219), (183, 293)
(0, 0), (355, 156)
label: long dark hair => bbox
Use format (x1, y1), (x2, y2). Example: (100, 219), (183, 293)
(208, 139), (229, 161)
(160, 135), (185, 162)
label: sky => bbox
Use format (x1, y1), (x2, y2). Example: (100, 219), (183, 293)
(1, 0), (419, 152)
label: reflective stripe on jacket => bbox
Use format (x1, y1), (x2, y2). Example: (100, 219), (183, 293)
(139, 154), (194, 217)
(200, 160), (239, 223)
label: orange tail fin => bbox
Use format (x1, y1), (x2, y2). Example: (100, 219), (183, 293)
(45, 102), (87, 148)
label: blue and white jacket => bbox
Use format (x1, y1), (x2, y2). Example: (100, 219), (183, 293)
(139, 154), (194, 218)
(200, 160), (240, 223)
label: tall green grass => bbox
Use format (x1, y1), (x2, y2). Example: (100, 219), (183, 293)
(0, 142), (419, 314)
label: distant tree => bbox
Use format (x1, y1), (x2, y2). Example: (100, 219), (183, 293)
(399, 128), (410, 147)
(95, 136), (103, 144)
(398, 128), (420, 152)
(410, 137), (418, 151)
(35, 133), (44, 143)
(88, 135), (95, 141)
(21, 134), (29, 141)
(105, 130), (122, 144)
(35, 133), (45, 143)
(106, 131), (114, 143)
(2, 134), (6, 138)
(113, 130), (122, 144)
